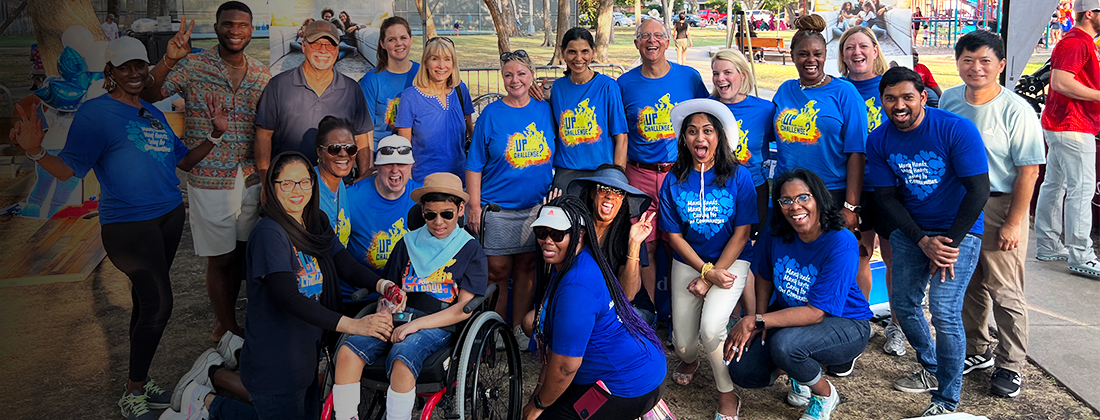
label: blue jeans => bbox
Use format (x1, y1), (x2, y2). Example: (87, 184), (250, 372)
(209, 379), (319, 420)
(727, 315), (870, 388)
(342, 311), (452, 378)
(889, 230), (980, 411)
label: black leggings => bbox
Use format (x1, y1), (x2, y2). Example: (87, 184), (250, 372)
(538, 382), (663, 420)
(101, 204), (185, 383)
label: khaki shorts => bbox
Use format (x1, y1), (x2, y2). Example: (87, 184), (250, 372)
(675, 38), (690, 51)
(187, 168), (261, 257)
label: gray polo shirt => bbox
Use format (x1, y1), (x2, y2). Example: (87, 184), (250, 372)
(256, 66), (373, 162)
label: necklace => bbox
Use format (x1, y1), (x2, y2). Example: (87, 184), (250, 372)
(222, 58), (246, 69)
(800, 75), (828, 90)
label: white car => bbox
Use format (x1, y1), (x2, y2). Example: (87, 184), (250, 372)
(613, 12), (634, 26)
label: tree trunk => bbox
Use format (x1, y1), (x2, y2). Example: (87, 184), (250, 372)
(500, 0), (521, 36)
(482, 0), (513, 55)
(549, 0), (571, 64)
(27, 0), (107, 76)
(634, 0), (642, 30)
(541, 0), (553, 46)
(124, 0), (135, 26)
(107, 0), (118, 19)
(146, 0), (167, 18)
(414, 0), (438, 40)
(594, 0), (614, 63)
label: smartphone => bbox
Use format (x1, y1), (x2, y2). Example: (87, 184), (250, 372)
(573, 385), (610, 419)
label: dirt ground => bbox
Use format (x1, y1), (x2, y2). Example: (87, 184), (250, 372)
(0, 169), (1098, 420)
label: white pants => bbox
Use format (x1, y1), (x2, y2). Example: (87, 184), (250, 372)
(187, 167), (261, 257)
(671, 258), (750, 393)
(1034, 130), (1098, 264)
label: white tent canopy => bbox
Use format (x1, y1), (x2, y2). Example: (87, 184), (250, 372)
(1003, 0), (1060, 86)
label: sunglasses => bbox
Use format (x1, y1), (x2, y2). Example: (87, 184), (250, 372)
(307, 39), (337, 52)
(777, 193), (813, 209)
(138, 108), (165, 131)
(595, 184), (625, 199)
(500, 50), (529, 61)
(322, 143), (358, 156)
(275, 178), (314, 192)
(533, 226), (568, 242)
(378, 146), (412, 155)
(428, 36), (454, 46)
(423, 210), (456, 221)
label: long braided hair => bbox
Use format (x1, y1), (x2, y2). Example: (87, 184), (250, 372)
(534, 196), (661, 358)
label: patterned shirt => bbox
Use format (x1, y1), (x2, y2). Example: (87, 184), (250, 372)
(162, 48), (271, 190)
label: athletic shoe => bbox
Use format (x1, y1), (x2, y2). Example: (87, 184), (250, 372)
(920, 402), (953, 416)
(1036, 249), (1069, 261)
(883, 322), (907, 356)
(180, 380), (213, 420)
(825, 354), (860, 377)
(963, 350), (995, 374)
(513, 325), (531, 352)
(787, 377), (811, 407)
(990, 368), (1022, 398)
(158, 408), (187, 420)
(171, 348), (223, 411)
(893, 369), (938, 393)
(1069, 259), (1100, 277)
(216, 331), (244, 370)
(118, 389), (156, 420)
(799, 381), (839, 420)
(143, 377), (172, 409)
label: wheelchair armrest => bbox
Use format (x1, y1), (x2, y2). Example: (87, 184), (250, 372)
(350, 287), (373, 302)
(464, 283), (498, 314)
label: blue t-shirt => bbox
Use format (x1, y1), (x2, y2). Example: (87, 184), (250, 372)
(715, 95), (776, 187)
(772, 78), (868, 190)
(465, 99), (555, 209)
(550, 73), (627, 170)
(541, 249), (666, 397)
(60, 95), (188, 224)
(754, 228), (873, 319)
(618, 64), (709, 164)
(841, 75), (884, 192)
(866, 107), (988, 235)
(359, 62), (420, 149)
(659, 166), (757, 263)
(394, 83), (474, 183)
(346, 177), (422, 276)
(316, 170), (351, 247)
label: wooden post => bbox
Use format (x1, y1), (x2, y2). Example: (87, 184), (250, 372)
(27, 0), (108, 76)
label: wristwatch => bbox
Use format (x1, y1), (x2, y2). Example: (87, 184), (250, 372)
(843, 202), (862, 214)
(755, 314), (765, 331)
(533, 394), (550, 410)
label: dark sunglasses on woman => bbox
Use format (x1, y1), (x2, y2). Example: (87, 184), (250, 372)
(423, 210), (456, 221)
(500, 50), (529, 61)
(533, 226), (567, 242)
(323, 144), (358, 156)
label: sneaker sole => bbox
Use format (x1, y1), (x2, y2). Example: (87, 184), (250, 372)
(991, 384), (1022, 398)
(1069, 265), (1100, 277)
(1035, 254), (1069, 262)
(893, 383), (937, 393)
(171, 348), (221, 411)
(963, 358), (995, 375)
(883, 346), (907, 356)
(827, 354), (860, 377)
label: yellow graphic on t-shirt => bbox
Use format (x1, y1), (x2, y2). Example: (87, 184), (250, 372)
(866, 98), (882, 133)
(505, 122), (552, 169)
(401, 258), (458, 302)
(336, 208), (351, 246)
(733, 118), (751, 164)
(775, 101), (822, 144)
(559, 99), (603, 145)
(637, 94), (675, 142)
(385, 97), (400, 129)
(367, 218), (409, 270)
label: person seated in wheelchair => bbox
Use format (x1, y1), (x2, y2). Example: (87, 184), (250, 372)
(332, 172), (489, 420)
(521, 196), (665, 420)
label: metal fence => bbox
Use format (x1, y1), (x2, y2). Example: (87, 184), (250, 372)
(460, 63), (627, 99)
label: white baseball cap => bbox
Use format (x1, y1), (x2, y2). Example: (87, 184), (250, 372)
(374, 135), (415, 165)
(1076, 0), (1100, 12)
(531, 206), (582, 231)
(105, 37), (149, 66)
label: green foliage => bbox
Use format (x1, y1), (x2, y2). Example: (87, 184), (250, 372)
(580, 0), (599, 27)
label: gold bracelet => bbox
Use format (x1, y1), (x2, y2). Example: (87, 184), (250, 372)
(626, 255), (640, 261)
(700, 262), (714, 285)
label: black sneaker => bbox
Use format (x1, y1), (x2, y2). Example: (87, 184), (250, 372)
(825, 353), (860, 377)
(963, 350), (994, 374)
(990, 368), (1022, 398)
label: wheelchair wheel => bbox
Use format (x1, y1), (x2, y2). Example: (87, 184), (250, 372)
(455, 312), (522, 420)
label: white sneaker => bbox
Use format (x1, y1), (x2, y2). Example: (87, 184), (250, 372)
(513, 325), (531, 352)
(883, 322), (907, 356)
(799, 381), (839, 420)
(1069, 259), (1100, 277)
(180, 380), (212, 420)
(216, 331), (244, 370)
(171, 348), (223, 411)
(787, 377), (811, 407)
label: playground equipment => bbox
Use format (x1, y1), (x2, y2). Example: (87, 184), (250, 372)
(911, 0), (999, 48)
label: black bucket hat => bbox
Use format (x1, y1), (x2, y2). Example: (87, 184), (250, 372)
(566, 167), (653, 219)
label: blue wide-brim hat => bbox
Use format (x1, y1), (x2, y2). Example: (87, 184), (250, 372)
(567, 167), (653, 219)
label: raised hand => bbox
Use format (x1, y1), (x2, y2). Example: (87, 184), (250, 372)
(11, 104), (44, 153)
(206, 92), (229, 137)
(165, 15), (196, 62)
(629, 212), (656, 244)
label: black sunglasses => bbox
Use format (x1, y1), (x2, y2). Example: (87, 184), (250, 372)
(322, 144), (358, 156)
(138, 108), (165, 131)
(428, 36), (454, 46)
(500, 50), (529, 61)
(378, 146), (412, 155)
(423, 210), (456, 221)
(533, 226), (567, 242)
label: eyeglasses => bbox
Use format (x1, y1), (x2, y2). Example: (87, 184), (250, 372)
(500, 50), (529, 61)
(777, 193), (813, 209)
(636, 32), (667, 41)
(378, 146), (412, 155)
(533, 226), (568, 242)
(138, 108), (165, 131)
(307, 40), (337, 52)
(322, 143), (358, 156)
(595, 184), (625, 199)
(427, 36), (454, 46)
(275, 178), (314, 192)
(423, 210), (456, 221)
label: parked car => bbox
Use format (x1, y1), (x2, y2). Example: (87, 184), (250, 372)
(672, 14), (704, 27)
(613, 12), (634, 26)
(697, 9), (728, 24)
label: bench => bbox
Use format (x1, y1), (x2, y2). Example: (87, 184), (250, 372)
(760, 47), (793, 65)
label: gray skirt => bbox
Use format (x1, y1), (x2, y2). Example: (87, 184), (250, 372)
(481, 205), (540, 256)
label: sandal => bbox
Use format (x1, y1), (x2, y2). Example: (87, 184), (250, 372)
(714, 398), (741, 420)
(672, 361), (698, 385)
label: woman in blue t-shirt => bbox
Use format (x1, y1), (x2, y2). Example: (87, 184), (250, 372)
(314, 116), (364, 316)
(394, 37), (474, 183)
(547, 27), (628, 190)
(522, 196), (665, 420)
(466, 50), (555, 349)
(11, 37), (223, 418)
(658, 99), (757, 420)
(724, 169), (872, 420)
(359, 16), (419, 150)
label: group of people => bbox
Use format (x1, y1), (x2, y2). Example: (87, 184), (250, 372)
(12, 1), (1100, 419)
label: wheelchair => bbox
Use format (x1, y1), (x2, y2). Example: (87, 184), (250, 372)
(321, 203), (522, 420)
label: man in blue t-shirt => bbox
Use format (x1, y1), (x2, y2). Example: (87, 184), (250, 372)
(617, 18), (709, 306)
(865, 67), (990, 417)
